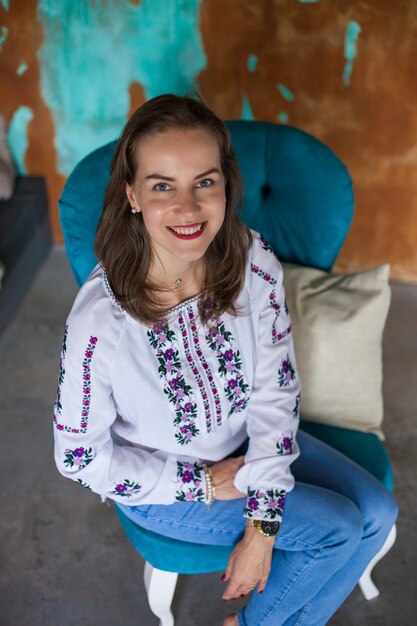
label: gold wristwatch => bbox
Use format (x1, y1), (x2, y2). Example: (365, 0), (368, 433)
(247, 519), (280, 537)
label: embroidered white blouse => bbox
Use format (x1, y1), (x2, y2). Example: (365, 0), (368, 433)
(53, 231), (300, 522)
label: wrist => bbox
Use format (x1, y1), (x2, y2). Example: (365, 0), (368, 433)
(244, 525), (275, 546)
(202, 464), (216, 508)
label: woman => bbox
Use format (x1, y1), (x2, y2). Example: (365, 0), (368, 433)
(54, 94), (397, 625)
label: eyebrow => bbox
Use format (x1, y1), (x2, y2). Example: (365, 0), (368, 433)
(145, 167), (221, 181)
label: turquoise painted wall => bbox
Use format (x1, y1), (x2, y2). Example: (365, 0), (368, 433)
(37, 0), (206, 176)
(8, 106), (33, 175)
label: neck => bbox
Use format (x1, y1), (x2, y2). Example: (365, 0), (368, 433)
(149, 258), (205, 296)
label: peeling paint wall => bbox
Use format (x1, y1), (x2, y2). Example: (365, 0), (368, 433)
(1, 0), (417, 282)
(37, 0), (205, 176)
(7, 105), (33, 174)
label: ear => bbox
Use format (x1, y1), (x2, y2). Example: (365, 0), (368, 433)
(125, 182), (141, 213)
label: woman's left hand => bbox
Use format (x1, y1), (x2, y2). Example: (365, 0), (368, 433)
(222, 526), (274, 600)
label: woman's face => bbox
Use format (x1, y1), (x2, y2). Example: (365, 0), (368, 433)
(126, 127), (227, 272)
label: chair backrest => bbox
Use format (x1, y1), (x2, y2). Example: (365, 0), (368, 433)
(59, 121), (353, 287)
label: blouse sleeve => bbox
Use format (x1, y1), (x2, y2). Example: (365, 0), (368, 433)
(233, 235), (301, 522)
(53, 271), (207, 506)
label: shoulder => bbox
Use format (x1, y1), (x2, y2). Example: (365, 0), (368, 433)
(244, 230), (284, 306)
(66, 264), (126, 350)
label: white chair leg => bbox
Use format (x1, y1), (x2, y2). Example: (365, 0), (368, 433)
(358, 523), (397, 600)
(143, 561), (178, 626)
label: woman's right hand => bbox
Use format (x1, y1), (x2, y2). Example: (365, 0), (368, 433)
(210, 456), (246, 500)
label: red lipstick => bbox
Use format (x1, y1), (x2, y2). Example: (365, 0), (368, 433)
(168, 222), (206, 240)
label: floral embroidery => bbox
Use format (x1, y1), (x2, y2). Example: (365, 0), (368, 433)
(244, 487), (286, 521)
(55, 325), (68, 415)
(80, 336), (98, 432)
(54, 335), (98, 434)
(110, 479), (141, 498)
(206, 319), (249, 417)
(278, 355), (296, 388)
(258, 234), (274, 254)
(181, 307), (222, 432)
(274, 325), (292, 344)
(76, 479), (91, 489)
(175, 461), (205, 502)
(64, 446), (94, 469)
(147, 323), (200, 445)
(293, 394), (301, 419)
(269, 289), (281, 317)
(250, 263), (277, 286)
(252, 260), (290, 344)
(276, 433), (294, 456)
(269, 290), (292, 343)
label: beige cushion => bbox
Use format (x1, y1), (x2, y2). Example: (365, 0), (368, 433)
(282, 263), (391, 437)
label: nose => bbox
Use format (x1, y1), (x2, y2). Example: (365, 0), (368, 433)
(176, 188), (199, 218)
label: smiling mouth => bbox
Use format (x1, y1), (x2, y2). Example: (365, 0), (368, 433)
(168, 222), (206, 239)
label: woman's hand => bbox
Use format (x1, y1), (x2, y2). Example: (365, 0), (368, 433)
(210, 456), (246, 500)
(222, 526), (274, 599)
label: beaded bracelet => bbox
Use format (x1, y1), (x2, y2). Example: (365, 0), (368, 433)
(202, 464), (216, 509)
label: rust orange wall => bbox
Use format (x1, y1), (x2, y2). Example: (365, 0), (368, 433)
(2, 0), (417, 282)
(1, 0), (65, 240)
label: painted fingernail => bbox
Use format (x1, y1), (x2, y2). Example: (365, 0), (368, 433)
(240, 594), (246, 597)
(221, 574), (226, 580)
(259, 589), (264, 595)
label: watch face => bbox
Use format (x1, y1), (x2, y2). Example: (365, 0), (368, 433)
(261, 521), (280, 536)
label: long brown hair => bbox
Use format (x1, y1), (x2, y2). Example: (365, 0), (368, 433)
(95, 93), (252, 326)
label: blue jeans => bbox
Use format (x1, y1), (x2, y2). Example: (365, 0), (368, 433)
(118, 431), (398, 625)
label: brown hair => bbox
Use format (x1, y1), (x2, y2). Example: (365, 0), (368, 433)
(95, 93), (252, 326)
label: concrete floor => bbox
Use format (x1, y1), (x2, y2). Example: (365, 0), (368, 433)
(0, 247), (416, 626)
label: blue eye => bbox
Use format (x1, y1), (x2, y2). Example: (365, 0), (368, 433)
(196, 178), (213, 188)
(154, 183), (170, 191)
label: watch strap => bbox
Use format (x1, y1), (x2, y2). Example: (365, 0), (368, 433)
(247, 518), (280, 537)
